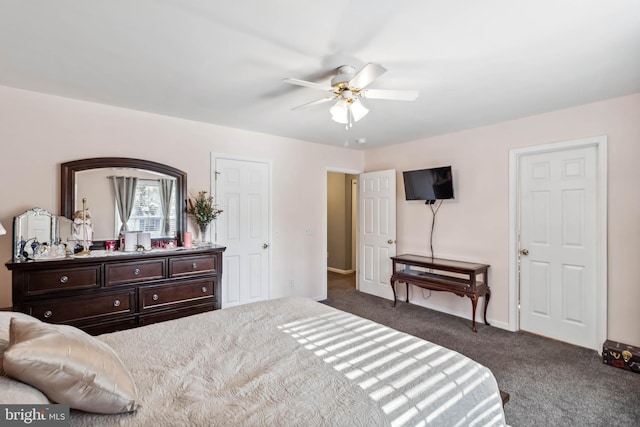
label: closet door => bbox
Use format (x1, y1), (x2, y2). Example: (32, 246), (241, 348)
(214, 156), (271, 308)
(519, 145), (599, 349)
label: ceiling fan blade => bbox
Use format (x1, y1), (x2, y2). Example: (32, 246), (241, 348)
(291, 95), (338, 111)
(360, 89), (419, 101)
(282, 78), (335, 92)
(348, 63), (387, 89)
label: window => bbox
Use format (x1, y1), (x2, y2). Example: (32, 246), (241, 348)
(115, 179), (176, 237)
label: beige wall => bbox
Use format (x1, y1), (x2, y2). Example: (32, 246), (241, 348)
(365, 93), (640, 347)
(0, 85), (364, 305)
(2, 84), (638, 347)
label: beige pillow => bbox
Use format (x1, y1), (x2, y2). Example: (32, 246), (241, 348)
(3, 318), (138, 414)
(0, 311), (40, 375)
(0, 374), (50, 404)
(0, 311), (41, 341)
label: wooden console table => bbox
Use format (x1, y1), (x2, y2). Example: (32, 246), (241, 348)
(390, 254), (491, 332)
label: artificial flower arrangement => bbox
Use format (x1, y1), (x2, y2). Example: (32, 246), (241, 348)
(186, 191), (223, 229)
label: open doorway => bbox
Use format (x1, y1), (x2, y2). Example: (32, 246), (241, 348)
(326, 172), (358, 294)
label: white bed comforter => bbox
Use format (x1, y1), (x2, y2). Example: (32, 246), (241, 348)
(71, 297), (506, 426)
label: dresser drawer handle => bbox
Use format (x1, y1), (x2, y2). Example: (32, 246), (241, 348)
(113, 299), (121, 307)
(201, 287), (207, 293)
(43, 310), (52, 318)
(152, 294), (159, 301)
(59, 275), (69, 283)
(133, 268), (141, 275)
(192, 262), (197, 269)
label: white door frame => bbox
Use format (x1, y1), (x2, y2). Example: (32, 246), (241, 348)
(323, 167), (363, 300)
(211, 152), (273, 306)
(351, 177), (357, 271)
(508, 136), (607, 348)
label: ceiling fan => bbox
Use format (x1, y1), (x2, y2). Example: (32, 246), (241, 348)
(283, 63), (418, 129)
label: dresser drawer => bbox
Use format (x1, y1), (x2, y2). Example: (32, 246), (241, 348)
(24, 265), (101, 295)
(169, 255), (218, 277)
(138, 304), (213, 327)
(25, 290), (135, 324)
(80, 317), (138, 336)
(139, 278), (215, 312)
(105, 259), (166, 286)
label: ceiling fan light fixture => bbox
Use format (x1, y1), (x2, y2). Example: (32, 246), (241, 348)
(330, 98), (368, 126)
(330, 99), (349, 124)
(350, 99), (369, 122)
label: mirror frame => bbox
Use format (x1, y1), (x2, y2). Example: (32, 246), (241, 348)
(61, 157), (187, 247)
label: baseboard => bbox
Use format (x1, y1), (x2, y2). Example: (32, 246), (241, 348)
(406, 298), (511, 331)
(327, 267), (354, 275)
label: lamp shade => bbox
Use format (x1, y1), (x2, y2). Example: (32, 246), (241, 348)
(349, 99), (369, 122)
(330, 99), (369, 125)
(0, 221), (6, 236)
(330, 99), (349, 124)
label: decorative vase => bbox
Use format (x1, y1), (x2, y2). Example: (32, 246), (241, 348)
(198, 223), (210, 246)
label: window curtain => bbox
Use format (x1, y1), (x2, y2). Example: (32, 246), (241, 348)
(159, 179), (174, 235)
(111, 176), (138, 234)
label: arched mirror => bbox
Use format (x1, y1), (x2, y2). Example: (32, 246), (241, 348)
(61, 158), (187, 248)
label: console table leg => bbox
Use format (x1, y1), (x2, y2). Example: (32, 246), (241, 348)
(391, 279), (397, 307)
(483, 289), (491, 327)
(405, 282), (409, 303)
(470, 295), (478, 333)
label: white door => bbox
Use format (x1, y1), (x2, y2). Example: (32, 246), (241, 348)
(214, 156), (270, 308)
(519, 146), (598, 349)
(358, 169), (396, 300)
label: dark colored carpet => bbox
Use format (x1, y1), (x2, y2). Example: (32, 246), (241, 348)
(322, 272), (640, 426)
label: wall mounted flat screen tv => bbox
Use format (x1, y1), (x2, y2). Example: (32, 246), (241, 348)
(403, 166), (454, 202)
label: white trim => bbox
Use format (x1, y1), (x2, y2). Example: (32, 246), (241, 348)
(411, 298), (511, 331)
(508, 136), (608, 350)
(211, 152), (273, 303)
(351, 178), (358, 271)
(323, 167), (363, 301)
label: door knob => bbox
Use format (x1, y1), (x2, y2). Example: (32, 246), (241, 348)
(262, 243), (269, 249)
(387, 240), (395, 244)
(520, 248), (529, 256)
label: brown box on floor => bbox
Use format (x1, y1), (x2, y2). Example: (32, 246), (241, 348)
(602, 340), (640, 373)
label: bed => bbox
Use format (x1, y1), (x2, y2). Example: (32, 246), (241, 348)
(2, 297), (507, 426)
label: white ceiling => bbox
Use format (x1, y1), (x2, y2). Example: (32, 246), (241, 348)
(1, 1), (639, 149)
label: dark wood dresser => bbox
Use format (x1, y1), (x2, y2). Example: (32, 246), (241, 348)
(5, 246), (225, 335)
